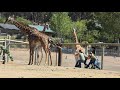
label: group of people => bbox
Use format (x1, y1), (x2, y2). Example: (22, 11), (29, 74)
(74, 49), (101, 70)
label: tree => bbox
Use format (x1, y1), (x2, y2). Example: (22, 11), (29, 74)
(50, 12), (72, 42)
(16, 16), (33, 25)
(0, 17), (6, 23)
(95, 12), (120, 43)
(68, 12), (95, 21)
(72, 20), (87, 42)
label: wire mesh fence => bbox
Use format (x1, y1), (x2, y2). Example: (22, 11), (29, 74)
(0, 38), (120, 72)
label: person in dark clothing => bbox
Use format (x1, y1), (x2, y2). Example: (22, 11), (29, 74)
(91, 47), (96, 55)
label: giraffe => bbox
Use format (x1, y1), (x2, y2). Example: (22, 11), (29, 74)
(73, 28), (85, 62)
(4, 16), (52, 65)
(35, 23), (50, 65)
(33, 23), (48, 65)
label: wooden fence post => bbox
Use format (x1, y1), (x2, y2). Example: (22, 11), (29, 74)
(58, 45), (62, 66)
(7, 35), (11, 62)
(101, 45), (104, 69)
(118, 46), (120, 56)
(55, 47), (58, 66)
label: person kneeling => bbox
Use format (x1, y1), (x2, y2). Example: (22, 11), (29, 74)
(85, 52), (100, 70)
(75, 50), (85, 68)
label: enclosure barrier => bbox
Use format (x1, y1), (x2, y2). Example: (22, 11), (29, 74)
(0, 37), (120, 69)
(61, 43), (120, 69)
(0, 36), (28, 64)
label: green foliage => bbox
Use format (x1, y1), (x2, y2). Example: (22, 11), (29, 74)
(0, 17), (6, 23)
(1, 12), (120, 43)
(95, 12), (120, 42)
(86, 35), (95, 43)
(0, 45), (13, 61)
(50, 12), (72, 38)
(50, 12), (90, 42)
(16, 16), (33, 25)
(89, 30), (100, 43)
(64, 39), (72, 43)
(72, 20), (87, 42)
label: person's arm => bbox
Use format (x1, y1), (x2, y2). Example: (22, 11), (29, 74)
(74, 50), (79, 56)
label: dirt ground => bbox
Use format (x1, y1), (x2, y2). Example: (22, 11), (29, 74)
(0, 48), (120, 78)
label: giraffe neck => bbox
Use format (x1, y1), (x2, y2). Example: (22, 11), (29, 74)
(73, 29), (79, 43)
(73, 29), (83, 50)
(11, 19), (51, 45)
(73, 29), (85, 54)
(12, 20), (33, 34)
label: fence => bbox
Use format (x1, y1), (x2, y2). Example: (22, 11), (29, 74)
(59, 43), (120, 70)
(0, 35), (29, 63)
(0, 36), (120, 70)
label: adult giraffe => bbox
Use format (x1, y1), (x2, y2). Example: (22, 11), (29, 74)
(4, 16), (53, 65)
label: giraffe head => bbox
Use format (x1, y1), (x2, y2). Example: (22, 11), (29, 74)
(73, 28), (76, 32)
(4, 15), (15, 24)
(73, 28), (77, 35)
(73, 28), (76, 31)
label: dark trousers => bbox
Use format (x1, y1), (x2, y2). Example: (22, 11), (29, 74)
(84, 59), (87, 66)
(86, 59), (100, 69)
(75, 60), (85, 68)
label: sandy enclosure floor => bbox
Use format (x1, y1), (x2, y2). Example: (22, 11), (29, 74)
(0, 48), (120, 78)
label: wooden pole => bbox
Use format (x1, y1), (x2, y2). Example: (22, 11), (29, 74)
(101, 46), (104, 69)
(118, 47), (120, 56)
(7, 35), (10, 62)
(58, 45), (62, 66)
(56, 47), (58, 66)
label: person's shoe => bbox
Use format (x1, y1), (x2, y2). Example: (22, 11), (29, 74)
(85, 65), (88, 68)
(98, 67), (101, 70)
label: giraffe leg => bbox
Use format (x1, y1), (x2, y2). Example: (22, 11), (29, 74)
(36, 49), (39, 65)
(49, 50), (52, 66)
(31, 49), (34, 65)
(37, 47), (43, 65)
(36, 47), (40, 65)
(28, 48), (32, 65)
(48, 52), (49, 66)
(34, 49), (37, 65)
(43, 46), (48, 66)
(35, 47), (38, 65)
(50, 53), (52, 66)
(45, 52), (48, 65)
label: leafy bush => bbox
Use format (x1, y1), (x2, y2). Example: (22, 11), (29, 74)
(0, 17), (6, 23)
(16, 16), (33, 25)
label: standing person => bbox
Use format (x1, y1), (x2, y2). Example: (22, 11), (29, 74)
(75, 50), (85, 68)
